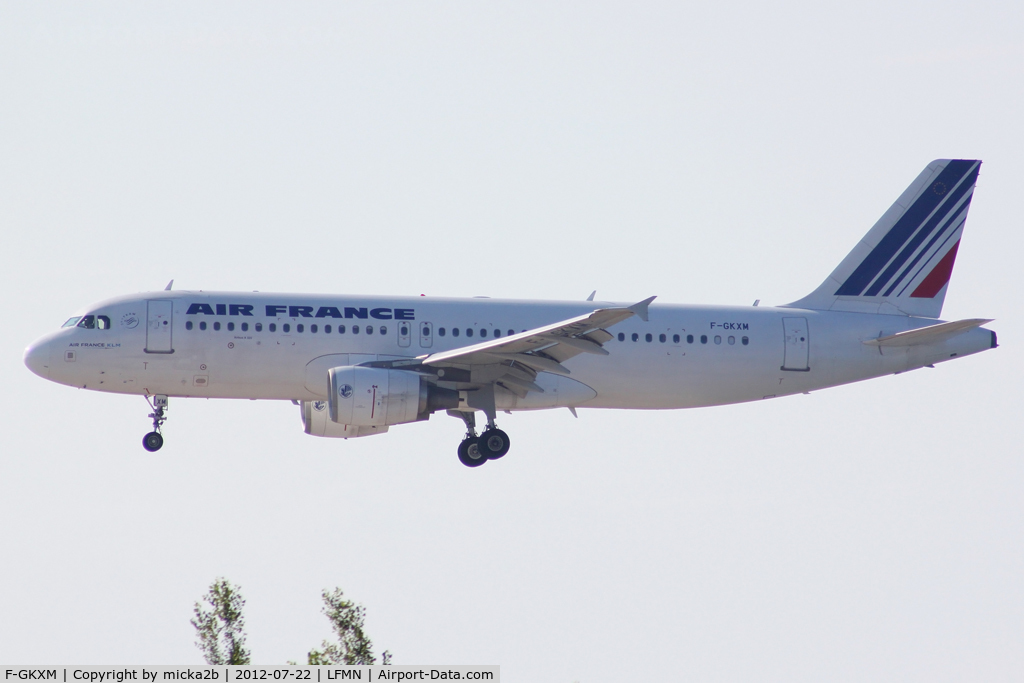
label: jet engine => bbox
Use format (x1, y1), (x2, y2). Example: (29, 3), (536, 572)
(300, 400), (389, 438)
(328, 366), (458, 427)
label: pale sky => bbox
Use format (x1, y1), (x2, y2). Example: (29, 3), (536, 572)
(1, 2), (1022, 680)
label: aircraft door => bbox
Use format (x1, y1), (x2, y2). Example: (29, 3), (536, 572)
(146, 300), (174, 353)
(397, 321), (412, 347)
(781, 317), (809, 371)
(419, 321), (433, 348)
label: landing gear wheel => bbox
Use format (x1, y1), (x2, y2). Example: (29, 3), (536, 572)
(142, 431), (164, 452)
(457, 437), (487, 467)
(478, 429), (511, 459)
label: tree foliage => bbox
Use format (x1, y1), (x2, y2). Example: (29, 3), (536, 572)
(308, 588), (392, 665)
(191, 578), (252, 665)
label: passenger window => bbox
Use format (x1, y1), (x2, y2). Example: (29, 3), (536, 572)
(480, 329), (488, 338)
(241, 322), (249, 332)
(631, 333), (639, 342)
(439, 327), (446, 337)
(673, 334), (680, 343)
(714, 335), (721, 344)
(186, 321), (194, 331)
(400, 324), (409, 336)
(255, 323), (263, 332)
(200, 321), (208, 331)
(214, 322), (221, 331)
(325, 325), (331, 333)
(728, 336), (735, 345)
(380, 326), (387, 335)
(508, 330), (515, 336)
(452, 328), (459, 337)
(227, 322), (235, 331)
(645, 333), (653, 342)
(62, 317), (82, 328)
(659, 333), (666, 343)
(283, 324), (290, 333)
(700, 335), (707, 344)
(493, 329), (501, 338)
(338, 325), (346, 334)
(97, 315), (111, 330)
(366, 325), (373, 335)
(742, 336), (749, 346)
(269, 323), (276, 332)
(352, 325), (360, 334)
(297, 324), (304, 333)
(77, 315), (96, 329)
(311, 324), (318, 333)
(618, 332), (625, 341)
(687, 334), (694, 344)
(466, 329), (473, 337)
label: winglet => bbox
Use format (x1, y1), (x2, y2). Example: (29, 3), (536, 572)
(586, 290), (596, 301)
(164, 279), (174, 291)
(628, 296), (657, 322)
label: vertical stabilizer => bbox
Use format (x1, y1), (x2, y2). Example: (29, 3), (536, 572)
(785, 159), (981, 318)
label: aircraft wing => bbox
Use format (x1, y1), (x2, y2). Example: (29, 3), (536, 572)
(417, 296), (655, 397)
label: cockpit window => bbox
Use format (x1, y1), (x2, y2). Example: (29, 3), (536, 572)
(62, 317), (82, 328)
(75, 314), (111, 330)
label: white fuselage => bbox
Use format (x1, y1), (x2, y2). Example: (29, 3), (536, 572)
(25, 291), (995, 411)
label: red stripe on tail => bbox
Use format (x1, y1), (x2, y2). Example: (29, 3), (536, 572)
(911, 240), (960, 298)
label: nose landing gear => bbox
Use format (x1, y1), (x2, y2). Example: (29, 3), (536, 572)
(143, 431), (164, 452)
(142, 395), (168, 452)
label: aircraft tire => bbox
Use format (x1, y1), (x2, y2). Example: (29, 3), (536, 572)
(478, 429), (511, 459)
(457, 438), (487, 467)
(142, 432), (164, 452)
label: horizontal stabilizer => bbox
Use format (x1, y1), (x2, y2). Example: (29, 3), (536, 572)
(863, 318), (993, 347)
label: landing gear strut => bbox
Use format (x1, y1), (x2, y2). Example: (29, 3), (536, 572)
(143, 395), (168, 452)
(449, 407), (511, 467)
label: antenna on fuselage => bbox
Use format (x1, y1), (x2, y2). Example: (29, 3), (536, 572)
(164, 280), (174, 291)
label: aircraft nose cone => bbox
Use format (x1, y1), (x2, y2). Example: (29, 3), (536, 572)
(24, 341), (51, 379)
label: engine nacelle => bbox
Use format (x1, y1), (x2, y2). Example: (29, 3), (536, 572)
(300, 400), (389, 438)
(327, 366), (458, 427)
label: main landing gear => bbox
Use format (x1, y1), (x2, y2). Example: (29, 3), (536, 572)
(451, 410), (511, 468)
(142, 395), (168, 452)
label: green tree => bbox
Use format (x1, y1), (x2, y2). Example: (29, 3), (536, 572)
(308, 588), (392, 665)
(191, 578), (252, 665)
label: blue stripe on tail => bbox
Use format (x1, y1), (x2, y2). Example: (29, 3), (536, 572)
(835, 160), (978, 296)
(883, 204), (968, 297)
(865, 172), (976, 296)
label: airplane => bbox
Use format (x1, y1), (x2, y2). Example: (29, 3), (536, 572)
(23, 159), (997, 467)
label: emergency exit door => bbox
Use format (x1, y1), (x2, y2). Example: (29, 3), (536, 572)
(781, 317), (809, 371)
(397, 320), (412, 347)
(146, 300), (174, 353)
(419, 321), (433, 348)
